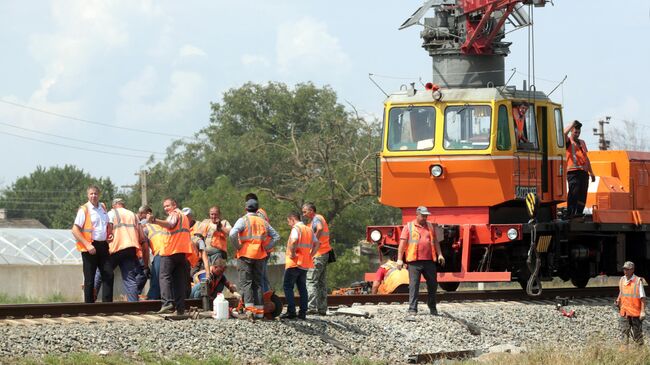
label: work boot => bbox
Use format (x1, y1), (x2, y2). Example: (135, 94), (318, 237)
(157, 304), (174, 314)
(297, 312), (307, 320)
(406, 311), (417, 322)
(430, 308), (439, 316)
(306, 309), (318, 315)
(280, 312), (297, 320)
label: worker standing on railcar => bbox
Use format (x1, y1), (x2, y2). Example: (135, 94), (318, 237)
(397, 206), (445, 320)
(303, 202), (333, 316)
(72, 185), (114, 303)
(148, 197), (193, 314)
(512, 103), (529, 145)
(229, 199), (280, 318)
(281, 212), (319, 320)
(107, 198), (143, 302)
(564, 120), (596, 218)
(616, 261), (647, 345)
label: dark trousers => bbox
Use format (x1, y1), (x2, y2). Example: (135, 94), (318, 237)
(111, 247), (139, 302)
(620, 316), (644, 345)
(135, 258), (147, 294)
(567, 170), (589, 216)
(81, 241), (113, 303)
(147, 255), (161, 300)
(283, 267), (308, 316)
(238, 257), (264, 306)
(407, 260), (438, 313)
(160, 253), (189, 312)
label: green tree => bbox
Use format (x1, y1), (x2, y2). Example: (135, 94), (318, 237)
(0, 165), (115, 228)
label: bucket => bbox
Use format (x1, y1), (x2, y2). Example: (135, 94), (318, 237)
(212, 293), (229, 319)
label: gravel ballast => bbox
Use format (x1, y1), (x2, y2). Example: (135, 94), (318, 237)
(0, 300), (626, 363)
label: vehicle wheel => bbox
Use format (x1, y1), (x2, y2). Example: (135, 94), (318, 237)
(439, 282), (460, 292)
(570, 276), (590, 288)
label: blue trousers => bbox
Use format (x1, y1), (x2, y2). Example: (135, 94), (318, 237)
(283, 267), (308, 315)
(261, 256), (271, 292)
(111, 247), (140, 302)
(147, 255), (161, 300)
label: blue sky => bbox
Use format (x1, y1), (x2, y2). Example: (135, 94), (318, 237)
(1, 0), (648, 191)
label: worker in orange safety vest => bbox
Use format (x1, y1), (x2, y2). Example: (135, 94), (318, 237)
(512, 103), (529, 144)
(564, 120), (596, 218)
(616, 261), (647, 345)
(372, 245), (409, 295)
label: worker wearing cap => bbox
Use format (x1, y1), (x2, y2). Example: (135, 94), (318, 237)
(72, 185), (113, 303)
(107, 198), (143, 302)
(512, 103), (529, 145)
(303, 202), (332, 316)
(147, 197), (193, 315)
(372, 245), (409, 295)
(245, 193), (272, 292)
(564, 120), (596, 218)
(616, 261), (646, 345)
(397, 206), (445, 319)
(229, 199), (280, 318)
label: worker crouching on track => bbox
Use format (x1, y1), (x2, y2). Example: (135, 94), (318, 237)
(616, 261), (647, 345)
(281, 212), (319, 320)
(190, 258), (241, 302)
(148, 197), (193, 315)
(397, 206), (445, 320)
(372, 245), (409, 295)
(229, 199), (280, 319)
(107, 198), (145, 302)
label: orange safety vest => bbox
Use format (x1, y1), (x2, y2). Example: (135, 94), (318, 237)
(158, 209), (193, 257)
(285, 222), (315, 270)
(257, 208), (274, 252)
(404, 220), (437, 262)
(378, 260), (410, 294)
(237, 214), (268, 260)
(566, 138), (588, 171)
(108, 207), (140, 254)
(619, 275), (644, 317)
(198, 219), (228, 253)
(75, 202), (107, 252)
(145, 223), (168, 257)
(513, 110), (527, 142)
(310, 214), (331, 256)
(186, 223), (200, 267)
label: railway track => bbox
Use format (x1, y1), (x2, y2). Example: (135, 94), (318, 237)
(0, 286), (617, 320)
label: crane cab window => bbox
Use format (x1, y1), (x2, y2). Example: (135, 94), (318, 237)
(387, 106), (436, 151)
(512, 102), (538, 150)
(554, 108), (564, 148)
(443, 105), (491, 150)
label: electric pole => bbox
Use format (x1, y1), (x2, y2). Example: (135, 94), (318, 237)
(139, 170), (148, 207)
(593, 116), (611, 151)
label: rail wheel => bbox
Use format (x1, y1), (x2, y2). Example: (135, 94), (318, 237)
(570, 276), (590, 288)
(439, 282), (460, 292)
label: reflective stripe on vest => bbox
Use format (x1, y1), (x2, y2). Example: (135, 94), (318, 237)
(146, 223), (168, 256)
(199, 219), (228, 253)
(567, 139), (588, 171)
(312, 214), (331, 256)
(285, 222), (314, 269)
(75, 202), (107, 252)
(404, 221), (437, 262)
(159, 209), (192, 257)
(237, 214), (268, 259)
(109, 207), (139, 254)
(378, 260), (410, 294)
(619, 275), (643, 317)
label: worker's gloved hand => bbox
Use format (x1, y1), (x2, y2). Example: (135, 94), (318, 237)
(396, 260), (404, 270)
(437, 255), (446, 267)
(232, 292), (242, 300)
(143, 267), (151, 279)
(641, 312), (646, 321)
(205, 274), (212, 285)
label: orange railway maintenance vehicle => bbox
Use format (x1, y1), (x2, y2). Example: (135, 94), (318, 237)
(365, 0), (650, 295)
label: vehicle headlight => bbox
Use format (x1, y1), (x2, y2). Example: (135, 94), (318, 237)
(506, 228), (519, 241)
(430, 165), (443, 177)
(370, 229), (382, 242)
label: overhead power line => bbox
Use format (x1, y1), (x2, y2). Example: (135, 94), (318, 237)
(0, 98), (191, 139)
(0, 121), (165, 156)
(0, 131), (150, 159)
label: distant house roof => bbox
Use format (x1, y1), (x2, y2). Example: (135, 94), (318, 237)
(0, 218), (47, 229)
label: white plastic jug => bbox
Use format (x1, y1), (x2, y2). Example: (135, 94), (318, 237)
(212, 293), (229, 319)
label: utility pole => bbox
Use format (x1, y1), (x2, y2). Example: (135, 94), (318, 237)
(138, 170), (148, 207)
(593, 116), (611, 151)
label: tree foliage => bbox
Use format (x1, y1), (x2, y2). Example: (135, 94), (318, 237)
(0, 165), (115, 228)
(609, 119), (649, 151)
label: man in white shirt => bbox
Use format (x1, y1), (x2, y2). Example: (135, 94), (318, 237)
(71, 185), (114, 303)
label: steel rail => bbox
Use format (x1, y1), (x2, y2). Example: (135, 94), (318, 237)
(0, 286), (617, 319)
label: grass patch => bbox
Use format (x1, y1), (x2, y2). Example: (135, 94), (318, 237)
(0, 292), (71, 304)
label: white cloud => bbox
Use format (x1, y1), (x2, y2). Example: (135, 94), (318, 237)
(179, 44), (207, 58)
(596, 96), (642, 122)
(276, 17), (351, 74)
(241, 54), (271, 68)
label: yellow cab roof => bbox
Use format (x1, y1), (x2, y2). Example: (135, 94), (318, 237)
(384, 87), (552, 105)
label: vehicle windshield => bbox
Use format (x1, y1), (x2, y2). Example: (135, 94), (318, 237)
(386, 106), (436, 151)
(443, 105), (492, 150)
